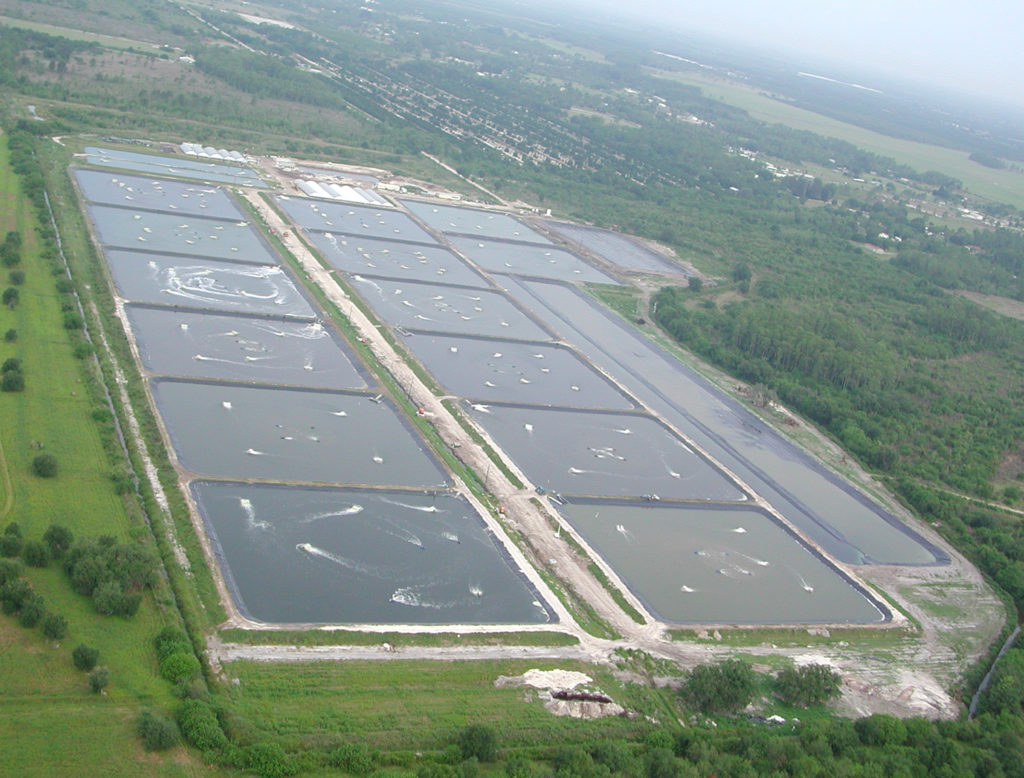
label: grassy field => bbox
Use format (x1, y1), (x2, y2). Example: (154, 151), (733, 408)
(0, 139), (196, 775)
(0, 14), (165, 54)
(223, 658), (655, 754)
(647, 67), (1024, 209)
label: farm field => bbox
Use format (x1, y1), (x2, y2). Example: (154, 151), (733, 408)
(648, 67), (1024, 209)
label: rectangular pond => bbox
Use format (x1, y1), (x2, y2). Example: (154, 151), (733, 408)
(447, 235), (618, 284)
(276, 196), (438, 244)
(352, 277), (551, 341)
(307, 232), (488, 288)
(545, 222), (688, 276)
(466, 403), (746, 501)
(402, 200), (552, 244)
(501, 277), (941, 565)
(153, 380), (447, 487)
(558, 501), (884, 624)
(193, 483), (553, 625)
(87, 204), (278, 265)
(84, 147), (266, 187)
(105, 250), (316, 319)
(406, 333), (635, 410)
(75, 169), (247, 221)
(125, 306), (366, 390)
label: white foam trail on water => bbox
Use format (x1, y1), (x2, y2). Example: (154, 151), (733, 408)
(381, 497), (442, 514)
(519, 378), (531, 384)
(615, 524), (637, 544)
(245, 448), (265, 456)
(372, 455), (384, 464)
(239, 498), (270, 529)
(568, 467), (591, 474)
(390, 587), (455, 610)
(179, 323), (188, 330)
(222, 401), (232, 409)
(484, 381), (496, 387)
(442, 531), (460, 544)
(524, 423), (534, 433)
(471, 403), (491, 413)
(731, 527), (747, 534)
(469, 585), (483, 597)
(614, 428), (632, 435)
(296, 543), (379, 576)
(305, 505), (364, 521)
(492, 352), (502, 358)
(738, 552), (770, 567)
(795, 572), (814, 592)
(383, 525), (425, 548)
(330, 410), (348, 417)
(680, 585), (696, 593)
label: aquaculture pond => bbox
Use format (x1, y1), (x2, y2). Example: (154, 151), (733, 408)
(406, 333), (635, 409)
(152, 380), (447, 487)
(194, 483), (553, 625)
(466, 403), (746, 501)
(105, 250), (316, 318)
(558, 501), (885, 624)
(402, 200), (552, 243)
(308, 232), (488, 288)
(86, 204), (278, 264)
(545, 221), (688, 276)
(447, 235), (618, 284)
(75, 169), (247, 220)
(352, 277), (551, 340)
(500, 276), (941, 566)
(84, 147), (266, 187)
(276, 197), (437, 244)
(125, 306), (366, 389)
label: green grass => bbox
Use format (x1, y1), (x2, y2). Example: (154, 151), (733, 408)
(218, 628), (579, 647)
(0, 15), (165, 54)
(648, 67), (1024, 209)
(223, 659), (653, 752)
(0, 140), (190, 774)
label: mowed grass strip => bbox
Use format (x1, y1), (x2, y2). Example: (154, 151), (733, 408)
(0, 140), (187, 773)
(225, 659), (648, 752)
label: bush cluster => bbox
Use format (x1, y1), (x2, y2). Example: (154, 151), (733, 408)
(63, 535), (156, 618)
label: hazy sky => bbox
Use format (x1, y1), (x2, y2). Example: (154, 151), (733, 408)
(560, 0), (1024, 109)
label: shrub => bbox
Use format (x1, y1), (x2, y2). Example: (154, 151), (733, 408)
(682, 659), (758, 714)
(4, 522), (21, 537)
(63, 312), (83, 329)
(1, 371), (24, 392)
(22, 540), (50, 568)
(3, 328), (15, 342)
(55, 278), (74, 294)
(457, 725), (497, 762)
(773, 663), (842, 707)
(160, 651), (201, 684)
(177, 699), (228, 751)
(2, 287), (18, 307)
(1, 358), (20, 373)
(89, 667), (110, 693)
(0, 578), (31, 613)
(0, 558), (23, 586)
(32, 454), (58, 478)
(0, 533), (23, 557)
(137, 709), (180, 751)
(855, 714), (906, 747)
(41, 613), (67, 640)
(245, 741), (295, 778)
(9, 270), (24, 285)
(327, 742), (376, 775)
(42, 525), (73, 559)
(73, 342), (94, 359)
(72, 644), (100, 671)
(154, 626), (193, 661)
(18, 593), (46, 627)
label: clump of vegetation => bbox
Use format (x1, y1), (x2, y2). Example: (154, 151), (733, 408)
(773, 663), (842, 707)
(72, 644), (100, 672)
(0, 231), (21, 267)
(1, 356), (23, 393)
(457, 724), (497, 762)
(136, 709), (180, 751)
(681, 659), (758, 715)
(88, 667), (110, 694)
(63, 535), (157, 618)
(31, 453), (58, 478)
(0, 523), (24, 557)
(3, 328), (15, 342)
(2, 287), (19, 309)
